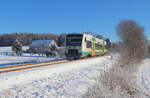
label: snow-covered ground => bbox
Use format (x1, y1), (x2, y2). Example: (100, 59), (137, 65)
(0, 46), (29, 53)
(0, 55), (60, 66)
(0, 54), (150, 98)
(0, 55), (114, 98)
(138, 59), (150, 95)
(0, 46), (61, 66)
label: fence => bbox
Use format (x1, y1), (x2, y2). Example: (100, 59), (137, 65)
(0, 52), (16, 56)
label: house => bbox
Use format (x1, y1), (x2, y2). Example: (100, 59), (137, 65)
(29, 40), (58, 56)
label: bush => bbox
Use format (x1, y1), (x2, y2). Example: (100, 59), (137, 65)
(116, 20), (147, 65)
(102, 20), (148, 97)
(84, 20), (149, 98)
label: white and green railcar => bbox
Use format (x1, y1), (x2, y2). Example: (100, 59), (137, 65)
(65, 33), (107, 58)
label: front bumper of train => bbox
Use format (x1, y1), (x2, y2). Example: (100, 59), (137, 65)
(65, 49), (82, 59)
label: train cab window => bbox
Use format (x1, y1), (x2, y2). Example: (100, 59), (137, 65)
(66, 34), (83, 46)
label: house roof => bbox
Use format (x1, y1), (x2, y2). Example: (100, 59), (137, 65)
(31, 40), (54, 47)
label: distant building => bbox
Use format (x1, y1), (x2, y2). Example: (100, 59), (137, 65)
(29, 40), (58, 55)
(29, 40), (65, 57)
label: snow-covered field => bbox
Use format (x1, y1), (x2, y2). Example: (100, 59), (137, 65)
(0, 46), (60, 66)
(0, 46), (29, 53)
(0, 55), (60, 66)
(138, 59), (150, 95)
(0, 54), (150, 98)
(0, 55), (114, 98)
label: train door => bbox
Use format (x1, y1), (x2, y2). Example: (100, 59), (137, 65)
(92, 38), (95, 56)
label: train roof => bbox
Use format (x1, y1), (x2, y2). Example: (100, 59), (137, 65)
(66, 33), (105, 40)
(66, 33), (102, 37)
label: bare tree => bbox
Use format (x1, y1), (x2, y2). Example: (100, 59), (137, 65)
(84, 20), (149, 98)
(117, 20), (147, 65)
(101, 20), (148, 97)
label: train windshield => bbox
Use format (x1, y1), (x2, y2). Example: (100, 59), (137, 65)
(66, 34), (83, 46)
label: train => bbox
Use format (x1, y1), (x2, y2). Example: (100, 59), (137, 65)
(65, 33), (108, 58)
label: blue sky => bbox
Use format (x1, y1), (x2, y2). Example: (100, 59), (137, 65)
(0, 0), (149, 42)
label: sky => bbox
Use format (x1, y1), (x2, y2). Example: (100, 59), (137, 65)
(0, 0), (150, 42)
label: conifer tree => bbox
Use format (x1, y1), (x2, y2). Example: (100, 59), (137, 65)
(12, 39), (22, 56)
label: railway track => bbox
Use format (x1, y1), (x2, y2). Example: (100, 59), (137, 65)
(0, 56), (102, 74)
(0, 59), (69, 74)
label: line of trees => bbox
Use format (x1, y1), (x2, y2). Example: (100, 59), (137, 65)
(0, 32), (110, 47)
(0, 33), (66, 47)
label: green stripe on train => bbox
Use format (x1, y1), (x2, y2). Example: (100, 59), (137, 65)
(80, 51), (106, 55)
(81, 52), (91, 54)
(92, 38), (96, 41)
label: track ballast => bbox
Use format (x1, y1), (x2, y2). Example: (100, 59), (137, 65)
(0, 56), (102, 74)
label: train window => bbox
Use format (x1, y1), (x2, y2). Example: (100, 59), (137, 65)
(95, 43), (102, 49)
(84, 38), (86, 42)
(86, 41), (92, 48)
(102, 45), (105, 49)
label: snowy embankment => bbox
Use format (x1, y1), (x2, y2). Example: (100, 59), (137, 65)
(0, 46), (61, 66)
(0, 46), (29, 53)
(0, 55), (60, 66)
(0, 55), (114, 97)
(138, 59), (150, 95)
(0, 54), (150, 98)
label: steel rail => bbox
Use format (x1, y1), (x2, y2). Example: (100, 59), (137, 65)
(0, 60), (69, 74)
(0, 56), (100, 74)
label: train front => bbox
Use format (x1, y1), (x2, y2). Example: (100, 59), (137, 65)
(65, 34), (83, 59)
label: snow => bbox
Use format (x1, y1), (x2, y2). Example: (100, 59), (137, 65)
(0, 55), (60, 66)
(0, 55), (114, 97)
(0, 53), (150, 97)
(0, 46), (61, 66)
(31, 40), (54, 47)
(138, 59), (150, 95)
(0, 46), (29, 53)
